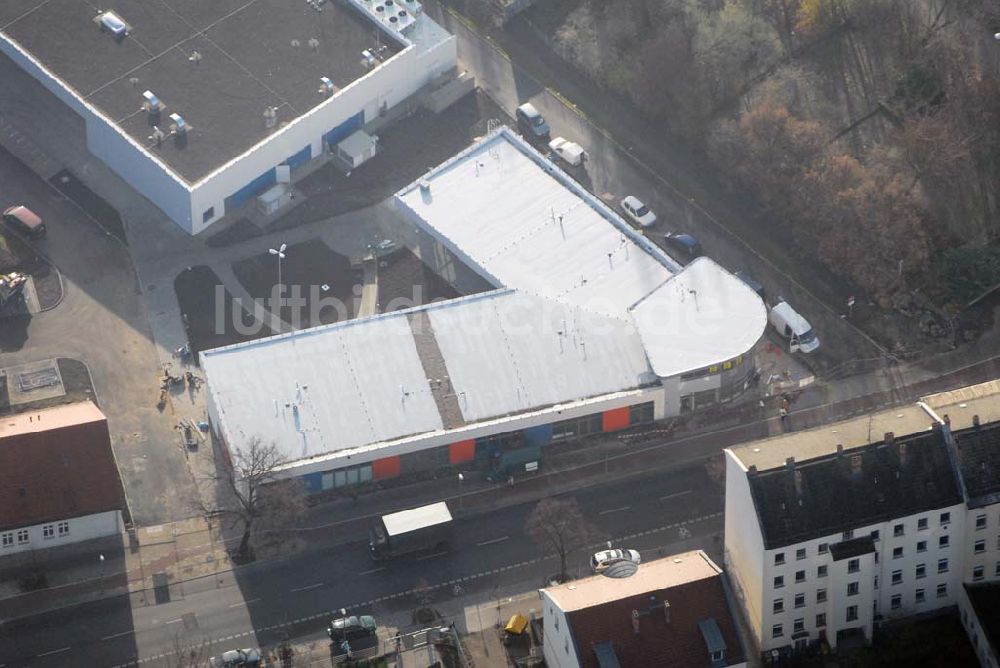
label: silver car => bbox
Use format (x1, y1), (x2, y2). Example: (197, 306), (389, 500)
(210, 648), (261, 667)
(620, 196), (657, 228)
(590, 548), (641, 573)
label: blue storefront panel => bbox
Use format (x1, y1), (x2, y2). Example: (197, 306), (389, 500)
(524, 424), (553, 447)
(283, 144), (312, 170)
(226, 167), (277, 211)
(323, 111), (364, 149)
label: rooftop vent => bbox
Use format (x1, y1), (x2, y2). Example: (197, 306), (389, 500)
(95, 10), (129, 40)
(318, 76), (336, 95)
(188, 51), (202, 64)
(169, 113), (187, 134)
(263, 106), (278, 129)
(402, 0), (424, 14)
(141, 90), (163, 114)
(362, 49), (378, 68)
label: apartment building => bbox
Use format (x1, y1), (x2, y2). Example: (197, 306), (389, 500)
(724, 379), (1000, 661)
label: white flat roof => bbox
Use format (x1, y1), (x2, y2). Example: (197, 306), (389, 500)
(382, 501), (452, 536)
(202, 311), (443, 464)
(628, 257), (769, 377)
(427, 290), (653, 422)
(396, 129), (680, 318)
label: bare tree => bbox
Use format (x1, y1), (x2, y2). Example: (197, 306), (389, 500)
(160, 630), (211, 668)
(201, 437), (306, 562)
(525, 498), (600, 581)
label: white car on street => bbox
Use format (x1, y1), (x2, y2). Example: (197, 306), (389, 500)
(620, 196), (657, 228)
(590, 548), (641, 573)
(548, 137), (587, 167)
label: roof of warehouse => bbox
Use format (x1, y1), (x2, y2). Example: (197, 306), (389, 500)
(0, 0), (405, 182)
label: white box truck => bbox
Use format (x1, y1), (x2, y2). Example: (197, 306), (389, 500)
(769, 301), (820, 353)
(369, 502), (453, 560)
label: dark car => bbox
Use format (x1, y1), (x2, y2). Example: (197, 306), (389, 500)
(734, 270), (766, 301)
(3, 205), (46, 238)
(516, 103), (550, 144)
(663, 232), (701, 263)
(328, 614), (377, 642)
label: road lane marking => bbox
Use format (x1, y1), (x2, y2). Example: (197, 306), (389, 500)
(37, 648), (71, 657)
(599, 506), (630, 515)
(290, 582), (324, 592)
(228, 598), (261, 608)
(476, 536), (509, 547)
(165, 618), (182, 625)
(359, 567), (385, 575)
(660, 490), (693, 501)
(416, 551), (448, 561)
(101, 631), (133, 641)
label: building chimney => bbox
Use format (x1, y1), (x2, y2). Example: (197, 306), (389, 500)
(942, 414), (951, 427)
(748, 465), (757, 474)
(631, 610), (640, 634)
(884, 432), (894, 444)
(836, 444), (844, 457)
(898, 442), (907, 466)
(973, 414), (981, 428)
(785, 456), (795, 470)
(663, 600), (671, 624)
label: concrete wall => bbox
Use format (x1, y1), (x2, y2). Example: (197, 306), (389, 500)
(540, 590), (581, 668)
(723, 450), (766, 647)
(0, 510), (123, 557)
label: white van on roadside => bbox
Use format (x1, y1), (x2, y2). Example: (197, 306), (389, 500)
(769, 301), (820, 353)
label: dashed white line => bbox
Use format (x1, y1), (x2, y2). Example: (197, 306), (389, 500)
(101, 630), (134, 641)
(290, 582), (324, 592)
(359, 567), (385, 575)
(229, 598), (261, 608)
(416, 551), (447, 561)
(660, 490), (693, 501)
(476, 535), (510, 547)
(165, 618), (182, 625)
(37, 647), (71, 657)
(598, 506), (630, 515)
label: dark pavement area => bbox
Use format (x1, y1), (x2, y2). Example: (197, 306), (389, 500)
(48, 169), (126, 244)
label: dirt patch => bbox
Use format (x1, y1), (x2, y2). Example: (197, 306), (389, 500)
(0, 232), (61, 310)
(174, 266), (275, 362)
(268, 91), (509, 232)
(232, 240), (361, 328)
(205, 217), (263, 249)
(49, 170), (127, 244)
(377, 248), (468, 311)
(0, 358), (96, 416)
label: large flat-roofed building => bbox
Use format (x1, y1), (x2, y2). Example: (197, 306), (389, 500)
(0, 402), (126, 557)
(0, 0), (455, 234)
(202, 128), (767, 492)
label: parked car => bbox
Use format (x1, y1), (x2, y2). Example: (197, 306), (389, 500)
(620, 196), (657, 228)
(734, 270), (765, 301)
(328, 614), (377, 642)
(662, 232), (702, 263)
(548, 137), (586, 167)
(590, 548), (641, 573)
(209, 648), (261, 667)
(516, 103), (550, 144)
(769, 300), (819, 353)
(2, 205), (46, 238)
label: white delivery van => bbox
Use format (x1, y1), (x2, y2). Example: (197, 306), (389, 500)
(769, 301), (820, 353)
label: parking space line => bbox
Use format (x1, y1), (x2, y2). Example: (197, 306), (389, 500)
(476, 535), (509, 547)
(37, 647), (71, 657)
(660, 490), (693, 501)
(598, 506), (630, 515)
(102, 631), (133, 641)
(290, 583), (324, 592)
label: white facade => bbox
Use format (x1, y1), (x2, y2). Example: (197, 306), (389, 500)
(963, 504), (1000, 585)
(541, 599), (580, 668)
(0, 510), (124, 557)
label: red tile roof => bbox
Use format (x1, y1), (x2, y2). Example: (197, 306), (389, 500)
(0, 402), (124, 530)
(561, 555), (745, 668)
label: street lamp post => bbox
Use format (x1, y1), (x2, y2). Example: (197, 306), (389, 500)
(99, 553), (106, 593)
(457, 472), (465, 511)
(268, 243), (287, 307)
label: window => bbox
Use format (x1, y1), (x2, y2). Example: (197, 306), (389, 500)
(711, 650), (724, 662)
(893, 546), (904, 559)
(847, 582), (859, 596)
(916, 564), (926, 579)
(1, 532), (12, 548)
(775, 552), (786, 566)
(974, 566), (985, 581)
(628, 402), (654, 425)
(916, 588), (925, 603)
(874, 575), (879, 590)
(976, 514), (987, 530)
(891, 570), (902, 585)
(795, 570), (806, 583)
(846, 606), (858, 622)
(794, 593), (805, 608)
(816, 613), (826, 628)
(890, 594), (902, 610)
(16, 529), (28, 545)
(42, 525), (54, 539)
(894, 523), (904, 537)
(996, 561), (1000, 577)
(774, 576), (784, 589)
(817, 565), (828, 578)
(772, 624), (783, 638)
(939, 535), (950, 548)
(917, 540), (927, 553)
(818, 542), (828, 554)
(938, 558), (949, 573)
(202, 207), (215, 223)
(918, 517), (928, 531)
(843, 530), (854, 540)
(870, 530), (880, 541)
(936, 583), (948, 598)
(817, 588), (827, 603)
(793, 618), (805, 633)
(58, 521), (69, 536)
(796, 548), (806, 561)
(848, 558), (860, 574)
(975, 539), (986, 554)
(940, 512), (951, 525)
(773, 598), (784, 614)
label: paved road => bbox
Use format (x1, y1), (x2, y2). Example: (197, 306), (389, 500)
(0, 466), (722, 667)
